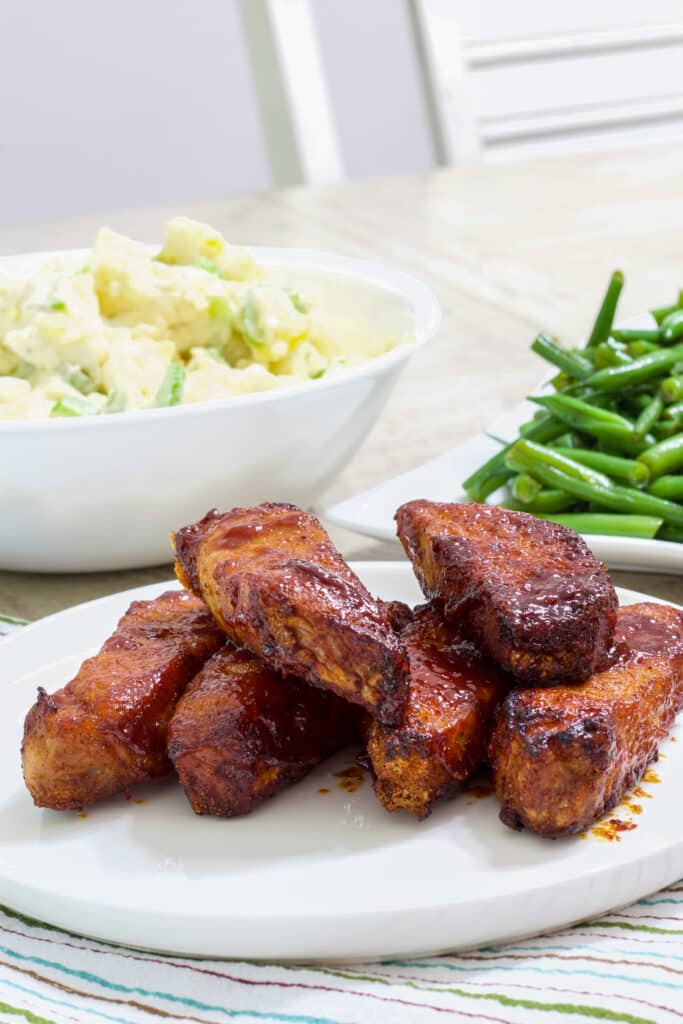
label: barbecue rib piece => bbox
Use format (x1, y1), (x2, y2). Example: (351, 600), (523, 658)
(490, 602), (683, 838)
(367, 604), (511, 819)
(22, 591), (224, 810)
(168, 642), (356, 816)
(396, 500), (617, 685)
(174, 503), (409, 724)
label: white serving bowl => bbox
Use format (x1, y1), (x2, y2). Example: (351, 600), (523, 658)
(0, 247), (440, 572)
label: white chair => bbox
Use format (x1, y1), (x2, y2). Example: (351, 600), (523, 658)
(398, 1), (683, 161)
(242, 0), (683, 181)
(237, 0), (344, 186)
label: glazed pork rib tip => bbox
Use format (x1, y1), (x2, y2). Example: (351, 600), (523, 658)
(489, 602), (683, 838)
(173, 503), (409, 725)
(168, 642), (357, 817)
(22, 591), (224, 810)
(367, 603), (512, 819)
(396, 500), (617, 685)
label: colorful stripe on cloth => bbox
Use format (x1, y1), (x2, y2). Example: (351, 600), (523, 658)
(2, 616), (682, 1024)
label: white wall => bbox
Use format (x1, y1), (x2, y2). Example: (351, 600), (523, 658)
(0, 0), (271, 228)
(312, 0), (436, 178)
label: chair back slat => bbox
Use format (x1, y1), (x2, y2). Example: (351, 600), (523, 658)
(238, 0), (344, 186)
(411, 0), (683, 161)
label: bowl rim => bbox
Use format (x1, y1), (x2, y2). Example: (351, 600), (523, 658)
(0, 245), (441, 435)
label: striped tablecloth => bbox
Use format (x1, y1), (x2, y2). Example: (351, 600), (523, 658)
(2, 616), (682, 1024)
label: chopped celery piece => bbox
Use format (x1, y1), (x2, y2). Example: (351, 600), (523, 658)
(49, 300), (66, 311)
(206, 347), (227, 364)
(241, 289), (264, 346)
(154, 364), (185, 407)
(286, 287), (309, 314)
(195, 256), (222, 277)
(208, 295), (233, 327)
(311, 356), (345, 379)
(103, 389), (127, 414)
(60, 364), (94, 394)
(50, 395), (97, 417)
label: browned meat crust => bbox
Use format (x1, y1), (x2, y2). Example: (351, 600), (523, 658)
(22, 591), (224, 810)
(168, 643), (356, 816)
(174, 503), (409, 724)
(489, 602), (683, 838)
(367, 603), (512, 819)
(396, 500), (617, 685)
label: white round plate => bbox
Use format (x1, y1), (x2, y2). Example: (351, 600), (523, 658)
(2, 563), (682, 962)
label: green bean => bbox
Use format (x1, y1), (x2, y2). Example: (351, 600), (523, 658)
(462, 416), (564, 501)
(552, 431), (581, 448)
(634, 395), (664, 438)
(648, 475), (683, 500)
(593, 340), (631, 369)
(506, 440), (613, 487)
(504, 440), (683, 527)
(576, 390), (621, 409)
(619, 400), (646, 425)
(533, 513), (662, 539)
(530, 394), (642, 451)
(586, 271), (624, 349)
(638, 433), (683, 479)
(462, 460), (513, 502)
(584, 425), (652, 456)
(517, 417), (543, 435)
(658, 525), (683, 543)
(154, 364), (185, 407)
(510, 474), (542, 503)
(552, 446), (650, 487)
(537, 392), (654, 452)
(627, 340), (660, 357)
(531, 333), (593, 380)
(653, 420), (680, 440)
(473, 470), (514, 501)
(664, 400), (683, 423)
(651, 301), (680, 325)
(612, 328), (660, 342)
(660, 376), (683, 404)
(660, 310), (683, 343)
(531, 393), (634, 428)
(551, 371), (571, 391)
(584, 343), (683, 392)
(500, 490), (576, 514)
(628, 393), (654, 412)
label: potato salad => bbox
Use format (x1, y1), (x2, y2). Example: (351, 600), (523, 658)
(0, 218), (402, 420)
